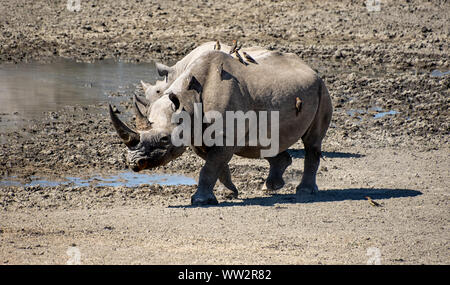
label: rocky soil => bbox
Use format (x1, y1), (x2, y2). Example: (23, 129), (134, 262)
(0, 0), (449, 264)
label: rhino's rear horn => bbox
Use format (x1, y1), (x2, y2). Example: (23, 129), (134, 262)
(109, 104), (140, 148)
(134, 93), (151, 107)
(133, 95), (152, 130)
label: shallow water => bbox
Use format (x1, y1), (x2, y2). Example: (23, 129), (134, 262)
(430, 69), (450, 77)
(346, 106), (399, 119)
(0, 172), (197, 188)
(373, 110), (399, 119)
(0, 59), (159, 118)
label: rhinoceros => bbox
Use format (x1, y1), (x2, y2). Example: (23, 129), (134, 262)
(140, 41), (271, 106)
(110, 50), (332, 205)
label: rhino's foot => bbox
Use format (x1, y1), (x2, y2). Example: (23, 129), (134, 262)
(221, 183), (238, 199)
(264, 177), (285, 191)
(224, 190), (238, 199)
(218, 166), (239, 199)
(191, 193), (219, 206)
(296, 183), (319, 195)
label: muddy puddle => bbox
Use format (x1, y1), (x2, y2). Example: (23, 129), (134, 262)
(346, 106), (400, 120)
(0, 59), (160, 122)
(0, 172), (197, 188)
(430, 69), (450, 77)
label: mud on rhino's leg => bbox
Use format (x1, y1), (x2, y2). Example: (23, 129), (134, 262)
(265, 151), (292, 191)
(191, 148), (234, 206)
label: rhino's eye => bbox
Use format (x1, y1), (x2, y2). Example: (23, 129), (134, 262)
(156, 90), (160, 94)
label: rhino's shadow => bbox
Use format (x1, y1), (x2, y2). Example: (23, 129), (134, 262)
(170, 188), (421, 208)
(287, 149), (364, 159)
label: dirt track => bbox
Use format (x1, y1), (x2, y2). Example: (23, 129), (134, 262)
(0, 0), (449, 264)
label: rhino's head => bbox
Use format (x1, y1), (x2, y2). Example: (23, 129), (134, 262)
(140, 79), (167, 105)
(140, 62), (176, 104)
(109, 94), (186, 172)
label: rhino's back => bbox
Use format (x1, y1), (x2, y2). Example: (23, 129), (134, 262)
(241, 52), (319, 108)
(174, 42), (219, 74)
(175, 42), (271, 75)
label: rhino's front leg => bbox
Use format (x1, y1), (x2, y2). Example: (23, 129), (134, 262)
(191, 148), (234, 206)
(191, 147), (238, 198)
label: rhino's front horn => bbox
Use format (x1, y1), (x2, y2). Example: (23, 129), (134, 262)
(133, 95), (152, 130)
(109, 104), (140, 148)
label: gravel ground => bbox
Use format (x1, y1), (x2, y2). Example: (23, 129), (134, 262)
(0, 0), (449, 264)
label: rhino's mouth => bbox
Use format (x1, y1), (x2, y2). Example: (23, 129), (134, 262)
(132, 157), (166, 172)
(129, 148), (170, 172)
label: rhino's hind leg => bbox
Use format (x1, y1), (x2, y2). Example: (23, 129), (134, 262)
(296, 144), (321, 195)
(297, 79), (332, 195)
(265, 151), (292, 191)
(219, 165), (239, 198)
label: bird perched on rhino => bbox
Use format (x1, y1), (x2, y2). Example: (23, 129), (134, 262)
(236, 42), (243, 52)
(243, 51), (257, 64)
(295, 97), (302, 116)
(234, 50), (246, 65)
(214, 40), (221, 51)
(229, 40), (238, 54)
(231, 40), (245, 64)
(217, 62), (224, 80)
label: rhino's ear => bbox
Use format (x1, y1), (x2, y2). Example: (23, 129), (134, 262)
(169, 76), (202, 116)
(168, 93), (180, 111)
(187, 76), (202, 95)
(218, 63), (223, 81)
(140, 80), (151, 92)
(155, 62), (174, 77)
